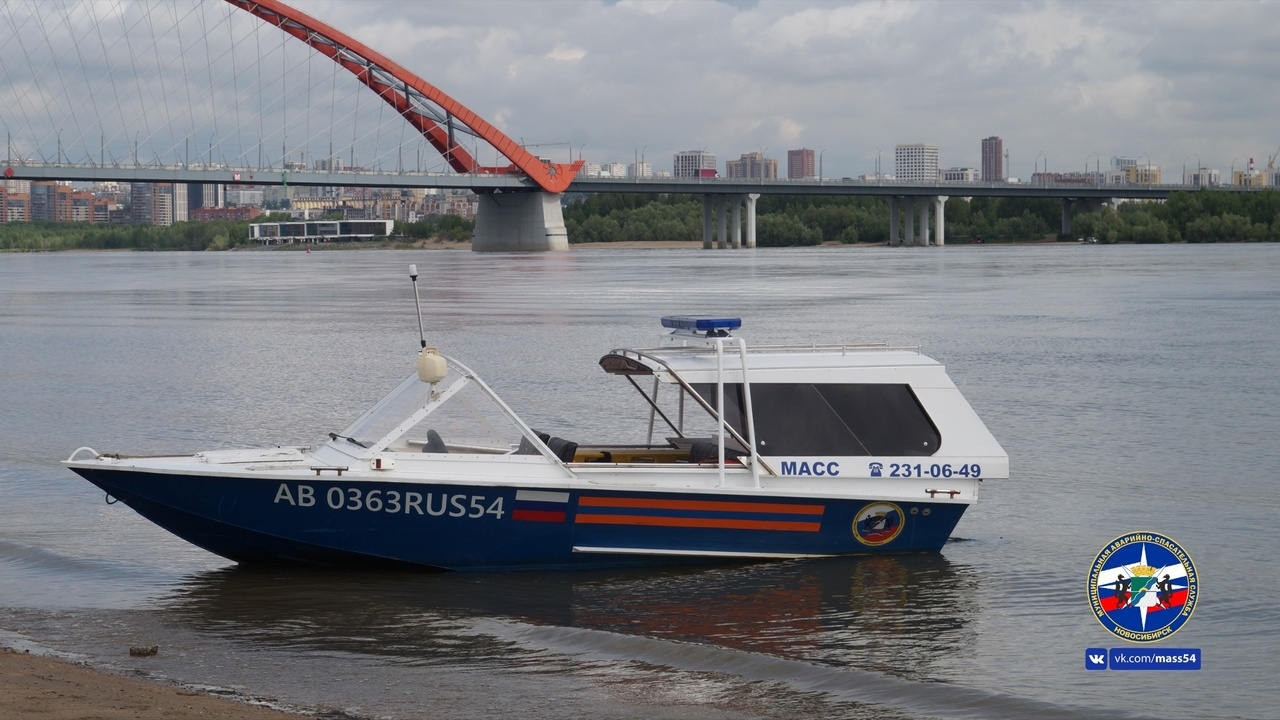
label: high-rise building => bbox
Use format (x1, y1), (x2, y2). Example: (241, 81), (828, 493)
(787, 149), (816, 179)
(725, 152), (779, 180)
(29, 181), (74, 222)
(4, 192), (29, 222)
(895, 144), (939, 183)
(673, 150), (717, 178)
(70, 191), (96, 222)
(187, 183), (225, 211)
(131, 183), (154, 225)
(981, 137), (1003, 181)
(127, 183), (185, 225)
(628, 161), (652, 178)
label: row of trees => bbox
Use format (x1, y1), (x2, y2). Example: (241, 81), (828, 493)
(0, 219), (255, 251)
(0, 213), (476, 251)
(564, 190), (1280, 245)
(1073, 190), (1280, 243)
(4, 189), (1278, 250)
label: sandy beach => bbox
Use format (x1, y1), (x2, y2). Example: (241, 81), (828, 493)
(0, 648), (311, 719)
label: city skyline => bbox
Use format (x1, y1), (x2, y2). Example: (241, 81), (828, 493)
(283, 0), (1280, 179)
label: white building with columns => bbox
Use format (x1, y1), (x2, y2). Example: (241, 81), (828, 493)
(943, 167), (979, 182)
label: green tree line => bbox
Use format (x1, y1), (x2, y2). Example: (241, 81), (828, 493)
(6, 190), (1277, 250)
(563, 190), (1280, 245)
(1073, 190), (1280, 243)
(0, 213), (475, 251)
(0, 219), (256, 251)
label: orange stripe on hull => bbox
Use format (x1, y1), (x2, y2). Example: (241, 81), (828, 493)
(578, 496), (824, 516)
(575, 514), (821, 532)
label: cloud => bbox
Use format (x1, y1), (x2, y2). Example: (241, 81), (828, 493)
(546, 44), (587, 63)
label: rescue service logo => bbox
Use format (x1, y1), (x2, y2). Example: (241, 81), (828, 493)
(853, 502), (903, 546)
(1088, 531), (1198, 643)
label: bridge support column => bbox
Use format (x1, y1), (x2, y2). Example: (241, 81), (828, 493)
(472, 191), (568, 251)
(888, 198), (900, 246)
(702, 196), (713, 249)
(731, 197), (742, 248)
(905, 197), (916, 246)
(745, 193), (758, 248)
(934, 196), (947, 246)
(1062, 198), (1072, 237)
(918, 197), (929, 246)
(718, 197), (729, 249)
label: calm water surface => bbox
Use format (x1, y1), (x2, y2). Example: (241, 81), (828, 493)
(1, 245), (1277, 719)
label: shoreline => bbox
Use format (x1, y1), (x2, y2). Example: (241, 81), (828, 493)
(0, 647), (318, 719)
(3, 237), (1116, 253)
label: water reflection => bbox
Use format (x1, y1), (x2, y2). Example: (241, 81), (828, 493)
(160, 554), (977, 681)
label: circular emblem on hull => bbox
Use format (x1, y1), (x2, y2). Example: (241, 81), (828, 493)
(853, 502), (904, 546)
(1088, 531), (1198, 643)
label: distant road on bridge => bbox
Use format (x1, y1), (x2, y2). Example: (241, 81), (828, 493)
(8, 161), (1265, 201)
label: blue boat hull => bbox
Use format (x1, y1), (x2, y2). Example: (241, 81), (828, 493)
(71, 467), (968, 570)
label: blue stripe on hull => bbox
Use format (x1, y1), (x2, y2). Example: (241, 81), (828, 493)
(72, 468), (968, 571)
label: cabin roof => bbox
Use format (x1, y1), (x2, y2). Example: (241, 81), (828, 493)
(601, 344), (942, 380)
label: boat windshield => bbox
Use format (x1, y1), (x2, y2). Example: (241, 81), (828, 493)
(337, 373), (527, 454)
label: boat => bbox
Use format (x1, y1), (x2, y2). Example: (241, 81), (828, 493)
(65, 269), (1008, 571)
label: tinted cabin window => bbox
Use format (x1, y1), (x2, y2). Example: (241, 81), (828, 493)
(691, 383), (939, 457)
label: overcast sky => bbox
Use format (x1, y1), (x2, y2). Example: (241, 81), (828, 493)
(299, 0), (1280, 179)
(4, 0), (1278, 180)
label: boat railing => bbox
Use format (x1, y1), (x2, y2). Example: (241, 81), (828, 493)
(608, 346), (775, 484)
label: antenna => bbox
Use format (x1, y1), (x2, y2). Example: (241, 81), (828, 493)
(409, 264), (426, 349)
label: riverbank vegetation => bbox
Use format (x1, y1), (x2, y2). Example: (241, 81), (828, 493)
(1072, 190), (1280, 243)
(3, 190), (1277, 251)
(564, 189), (1280, 245)
(0, 213), (474, 252)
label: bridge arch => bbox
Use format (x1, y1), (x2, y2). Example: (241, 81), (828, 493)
(226, 0), (583, 193)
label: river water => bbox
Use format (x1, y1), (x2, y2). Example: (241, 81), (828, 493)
(1, 244), (1276, 719)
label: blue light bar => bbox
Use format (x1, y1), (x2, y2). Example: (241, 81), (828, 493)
(660, 316), (742, 332)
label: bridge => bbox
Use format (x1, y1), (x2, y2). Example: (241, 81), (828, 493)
(0, 1), (1261, 250)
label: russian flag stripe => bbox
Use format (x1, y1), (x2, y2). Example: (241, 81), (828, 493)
(512, 508), (566, 523)
(516, 490), (569, 504)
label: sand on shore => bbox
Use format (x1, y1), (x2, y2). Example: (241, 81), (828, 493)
(0, 647), (311, 719)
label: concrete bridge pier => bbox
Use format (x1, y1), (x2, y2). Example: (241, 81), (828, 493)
(718, 197), (729, 249)
(905, 197), (916, 245)
(888, 197), (901, 246)
(703, 198), (714, 249)
(472, 191), (569, 251)
(1062, 198), (1072, 237)
(917, 197), (930, 246)
(700, 194), (759, 248)
(731, 198), (742, 248)
(934, 196), (948, 246)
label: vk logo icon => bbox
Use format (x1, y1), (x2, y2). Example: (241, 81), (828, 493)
(1085, 648), (1108, 670)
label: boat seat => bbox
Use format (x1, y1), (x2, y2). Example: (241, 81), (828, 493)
(422, 429), (447, 454)
(513, 431), (552, 455)
(688, 440), (745, 464)
(546, 436), (579, 463)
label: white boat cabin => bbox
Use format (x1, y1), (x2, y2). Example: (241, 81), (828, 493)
(317, 317), (1008, 490)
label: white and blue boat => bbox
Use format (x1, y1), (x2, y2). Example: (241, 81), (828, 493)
(65, 287), (1007, 570)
